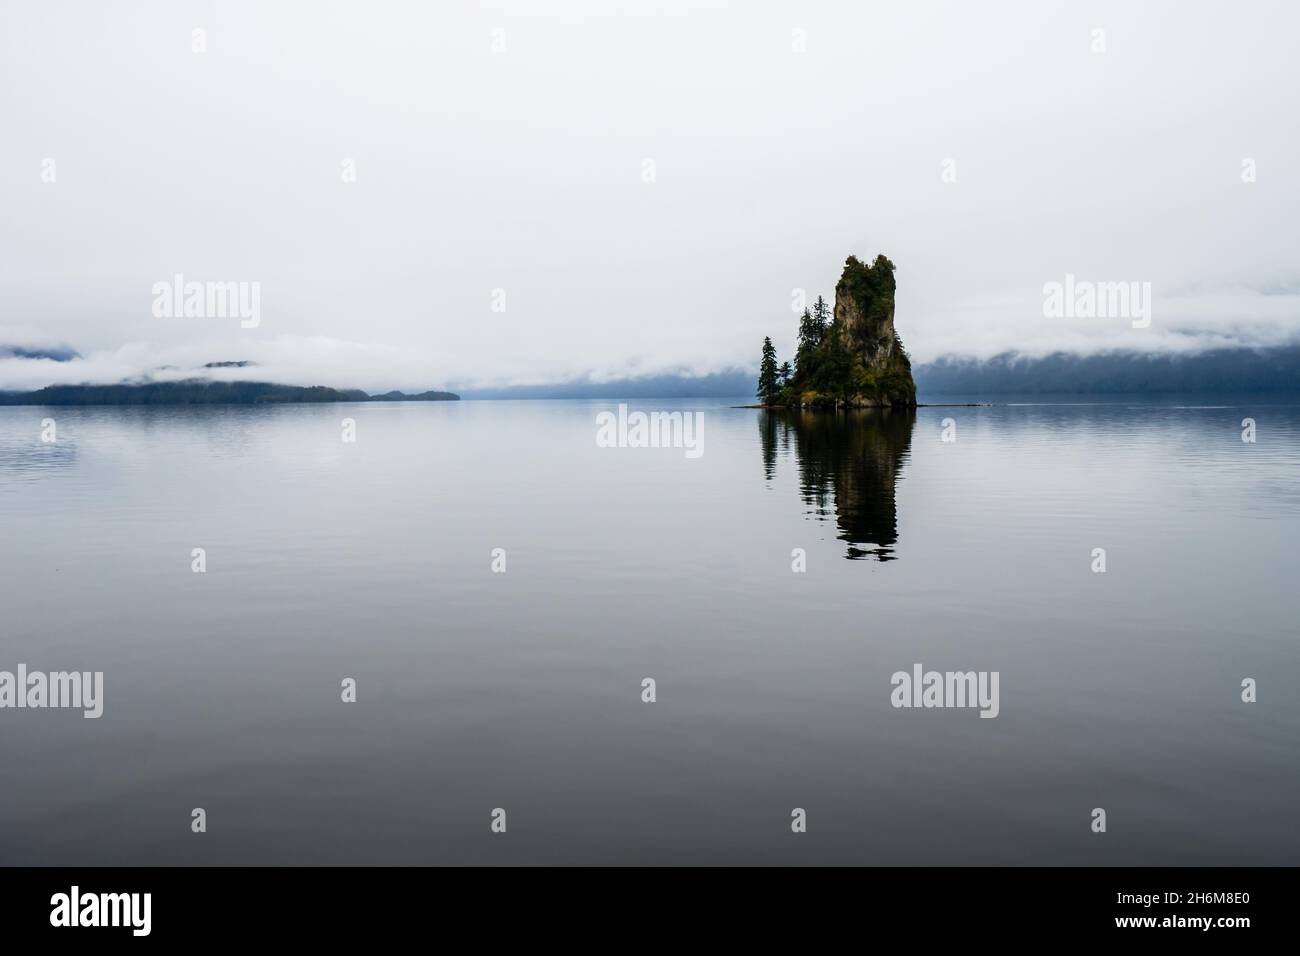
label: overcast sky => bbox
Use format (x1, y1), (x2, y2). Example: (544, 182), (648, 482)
(1, 0), (1297, 392)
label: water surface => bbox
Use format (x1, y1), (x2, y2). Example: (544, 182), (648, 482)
(1, 397), (1297, 864)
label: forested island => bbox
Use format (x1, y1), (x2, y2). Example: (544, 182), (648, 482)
(0, 381), (459, 406)
(757, 254), (917, 408)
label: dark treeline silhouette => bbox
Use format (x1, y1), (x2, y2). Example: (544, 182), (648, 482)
(760, 407), (915, 560)
(0, 381), (459, 406)
(916, 345), (1300, 394)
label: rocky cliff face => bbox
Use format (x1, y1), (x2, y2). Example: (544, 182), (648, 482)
(788, 254), (916, 408)
(835, 255), (903, 370)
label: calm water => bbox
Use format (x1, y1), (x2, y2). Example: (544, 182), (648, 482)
(1, 397), (1298, 865)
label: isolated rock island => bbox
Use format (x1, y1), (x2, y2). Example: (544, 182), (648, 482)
(757, 254), (917, 408)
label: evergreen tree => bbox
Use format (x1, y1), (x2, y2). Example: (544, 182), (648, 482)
(812, 321), (851, 399)
(757, 336), (780, 404)
(796, 307), (819, 354)
(778, 361), (793, 388)
(811, 295), (831, 340)
(794, 297), (832, 381)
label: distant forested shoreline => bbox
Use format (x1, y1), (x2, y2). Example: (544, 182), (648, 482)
(0, 381), (459, 406)
(915, 345), (1300, 394)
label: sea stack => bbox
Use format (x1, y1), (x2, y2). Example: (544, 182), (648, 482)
(831, 254), (916, 407)
(777, 254), (917, 408)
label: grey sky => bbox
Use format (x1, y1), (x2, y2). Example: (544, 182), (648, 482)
(2, 0), (1297, 392)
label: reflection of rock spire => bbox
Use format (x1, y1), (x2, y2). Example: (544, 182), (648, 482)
(777, 408), (915, 561)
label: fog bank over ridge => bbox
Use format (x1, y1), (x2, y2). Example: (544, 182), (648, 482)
(4, 335), (1299, 400)
(4, 319), (1300, 396)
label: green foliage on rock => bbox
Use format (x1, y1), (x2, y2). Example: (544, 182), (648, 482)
(759, 254), (916, 408)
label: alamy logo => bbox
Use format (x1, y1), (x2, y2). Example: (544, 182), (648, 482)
(50, 886), (150, 936)
(1042, 274), (1151, 329)
(151, 274), (261, 328)
(890, 663), (999, 718)
(0, 665), (103, 718)
(595, 404), (704, 459)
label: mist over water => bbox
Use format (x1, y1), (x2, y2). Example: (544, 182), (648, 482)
(1, 398), (1298, 864)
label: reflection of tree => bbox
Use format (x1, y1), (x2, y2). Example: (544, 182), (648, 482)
(761, 408), (915, 561)
(759, 408), (779, 480)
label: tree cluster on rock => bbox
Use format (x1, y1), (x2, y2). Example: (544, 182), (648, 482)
(757, 254), (917, 408)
